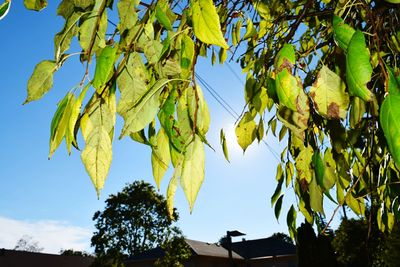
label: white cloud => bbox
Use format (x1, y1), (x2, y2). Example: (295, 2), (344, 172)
(0, 216), (92, 254)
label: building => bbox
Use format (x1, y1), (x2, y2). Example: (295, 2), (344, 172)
(126, 239), (245, 267)
(0, 249), (94, 267)
(231, 236), (297, 267)
(126, 236), (297, 267)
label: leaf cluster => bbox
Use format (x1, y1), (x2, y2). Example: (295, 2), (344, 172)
(23, 0), (400, 236)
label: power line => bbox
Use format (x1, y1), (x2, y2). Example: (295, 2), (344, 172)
(195, 71), (281, 162)
(195, 73), (240, 118)
(226, 63), (245, 86)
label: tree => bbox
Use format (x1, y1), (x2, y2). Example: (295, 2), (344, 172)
(332, 217), (400, 267)
(91, 180), (180, 266)
(60, 249), (93, 257)
(22, 0), (400, 234)
(154, 236), (192, 267)
(14, 235), (44, 253)
(270, 232), (294, 245)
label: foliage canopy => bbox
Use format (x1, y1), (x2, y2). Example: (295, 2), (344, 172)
(21, 0), (400, 236)
(91, 181), (181, 266)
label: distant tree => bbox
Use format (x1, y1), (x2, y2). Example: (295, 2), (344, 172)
(91, 181), (180, 267)
(332, 217), (400, 267)
(154, 236), (192, 267)
(14, 235), (44, 253)
(270, 232), (294, 245)
(60, 249), (92, 257)
(217, 235), (229, 247)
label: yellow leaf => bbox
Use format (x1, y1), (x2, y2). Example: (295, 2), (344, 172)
(235, 111), (256, 151)
(180, 136), (205, 212)
(81, 128), (112, 197)
(191, 0), (228, 49)
(151, 128), (171, 189)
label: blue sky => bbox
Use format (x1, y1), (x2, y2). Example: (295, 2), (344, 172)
(0, 1), (341, 253)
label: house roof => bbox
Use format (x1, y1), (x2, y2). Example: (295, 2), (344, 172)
(0, 249), (94, 267)
(126, 246), (165, 262)
(231, 236), (296, 259)
(186, 239), (243, 259)
(127, 239), (243, 262)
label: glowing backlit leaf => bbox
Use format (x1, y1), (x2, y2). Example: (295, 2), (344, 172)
(181, 136), (205, 212)
(24, 0), (47, 11)
(333, 15), (355, 52)
(235, 111), (256, 151)
(346, 30), (374, 102)
(380, 94), (400, 168)
(151, 128), (171, 189)
(190, 0), (229, 49)
(310, 66), (349, 119)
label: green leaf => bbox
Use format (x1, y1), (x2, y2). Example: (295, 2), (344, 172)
(175, 90), (194, 150)
(117, 52), (148, 117)
(190, 0), (229, 49)
(73, 0), (94, 9)
(66, 84), (90, 153)
(120, 78), (171, 137)
(24, 0), (47, 11)
(274, 195), (284, 220)
(350, 97), (366, 128)
(299, 196), (313, 224)
(93, 45), (117, 92)
(346, 193), (365, 216)
(276, 164), (284, 182)
(156, 5), (173, 31)
(285, 161), (294, 187)
(54, 12), (80, 61)
(384, 0), (400, 4)
(243, 18), (257, 40)
(220, 129), (229, 162)
(275, 69), (303, 111)
(309, 176), (324, 213)
(117, 0), (138, 33)
(271, 179), (283, 206)
(313, 151), (324, 186)
(151, 128), (171, 190)
(277, 93), (309, 140)
(387, 67), (400, 95)
(256, 118), (264, 142)
(322, 148), (337, 190)
(380, 94), (400, 168)
(310, 66), (349, 119)
(187, 85), (210, 135)
(346, 30), (374, 102)
(0, 1), (11, 20)
(295, 146), (314, 184)
(181, 35), (195, 79)
(24, 60), (57, 104)
(332, 15), (355, 52)
(235, 111), (257, 151)
(287, 205), (297, 239)
(57, 0), (74, 19)
(274, 44), (296, 70)
(79, 1), (107, 53)
(49, 93), (71, 158)
(218, 47), (227, 64)
(181, 136), (205, 212)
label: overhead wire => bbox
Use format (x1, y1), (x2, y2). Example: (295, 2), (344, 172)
(195, 66), (281, 162)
